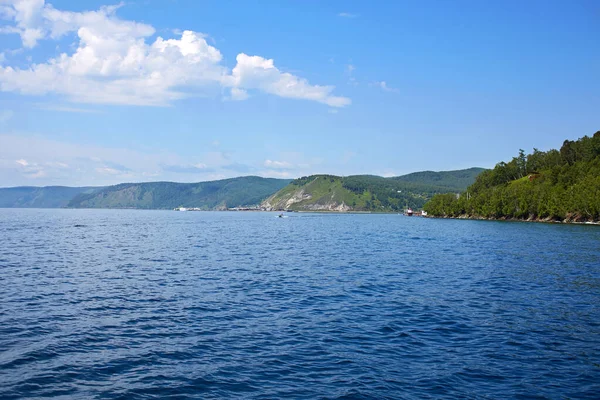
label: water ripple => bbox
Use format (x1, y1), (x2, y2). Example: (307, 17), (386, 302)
(0, 209), (599, 399)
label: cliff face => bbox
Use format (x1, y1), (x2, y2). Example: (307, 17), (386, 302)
(261, 176), (356, 212)
(262, 187), (351, 211)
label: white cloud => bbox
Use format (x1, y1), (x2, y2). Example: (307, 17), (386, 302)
(338, 12), (358, 18)
(13, 157), (47, 178)
(1, 1), (151, 48)
(261, 170), (292, 178)
(95, 166), (122, 175)
(374, 81), (399, 93)
(0, 1), (350, 107)
(0, 28), (226, 106)
(1, 134), (320, 186)
(345, 64), (358, 86)
(229, 54), (350, 107)
(46, 161), (68, 168)
(264, 159), (292, 169)
(229, 87), (248, 101)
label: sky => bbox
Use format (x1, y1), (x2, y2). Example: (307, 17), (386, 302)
(0, 0), (598, 187)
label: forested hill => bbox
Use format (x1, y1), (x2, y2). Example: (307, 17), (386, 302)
(0, 186), (100, 208)
(68, 176), (290, 209)
(262, 168), (484, 212)
(1, 169), (485, 211)
(391, 168), (486, 192)
(424, 131), (600, 222)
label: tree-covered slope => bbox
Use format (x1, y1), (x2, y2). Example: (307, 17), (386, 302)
(424, 131), (600, 222)
(262, 168), (484, 212)
(68, 176), (290, 209)
(391, 167), (486, 191)
(0, 186), (101, 208)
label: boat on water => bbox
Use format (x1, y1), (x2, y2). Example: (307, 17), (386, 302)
(404, 208), (413, 216)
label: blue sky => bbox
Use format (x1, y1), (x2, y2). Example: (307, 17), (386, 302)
(0, 0), (598, 186)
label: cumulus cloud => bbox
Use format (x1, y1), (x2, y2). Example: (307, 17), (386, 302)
(0, 0), (350, 107)
(229, 54), (351, 107)
(229, 87), (249, 101)
(0, 1), (152, 48)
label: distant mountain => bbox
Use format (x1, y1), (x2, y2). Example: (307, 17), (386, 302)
(0, 186), (101, 208)
(68, 176), (291, 209)
(391, 168), (487, 192)
(262, 168), (485, 212)
(0, 169), (485, 211)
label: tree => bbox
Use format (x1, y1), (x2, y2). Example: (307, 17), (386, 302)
(424, 132), (600, 222)
(517, 149), (527, 177)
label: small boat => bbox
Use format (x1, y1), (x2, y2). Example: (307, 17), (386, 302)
(404, 208), (413, 216)
(278, 213), (284, 218)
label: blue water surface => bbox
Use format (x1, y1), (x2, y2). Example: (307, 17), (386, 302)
(1, 209), (599, 399)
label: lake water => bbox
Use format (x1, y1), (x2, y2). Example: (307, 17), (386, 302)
(1, 209), (599, 399)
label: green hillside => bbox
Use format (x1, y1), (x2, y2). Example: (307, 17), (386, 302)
(262, 168), (484, 212)
(68, 176), (291, 209)
(424, 131), (600, 222)
(0, 186), (101, 208)
(0, 169), (485, 211)
(391, 167), (486, 191)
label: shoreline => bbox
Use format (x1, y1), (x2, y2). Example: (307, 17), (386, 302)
(424, 214), (600, 226)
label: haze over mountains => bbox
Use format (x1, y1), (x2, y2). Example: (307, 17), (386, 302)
(0, 186), (100, 208)
(68, 177), (290, 210)
(0, 168), (484, 210)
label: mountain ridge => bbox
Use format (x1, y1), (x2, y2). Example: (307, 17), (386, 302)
(0, 168), (485, 210)
(0, 186), (101, 208)
(67, 176), (291, 209)
(261, 168), (484, 212)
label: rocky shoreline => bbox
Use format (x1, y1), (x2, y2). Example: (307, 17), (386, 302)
(425, 214), (600, 225)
